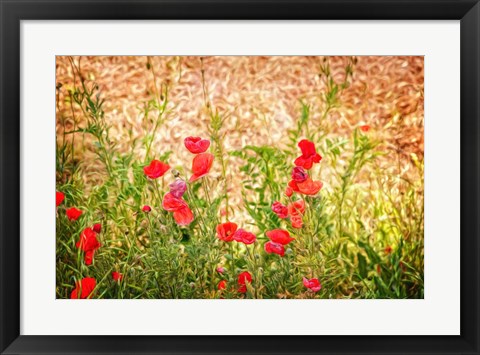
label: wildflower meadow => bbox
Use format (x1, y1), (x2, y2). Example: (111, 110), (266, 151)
(56, 56), (424, 299)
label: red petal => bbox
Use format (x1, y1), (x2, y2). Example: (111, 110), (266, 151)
(288, 200), (305, 215)
(84, 250), (95, 265)
(300, 179), (323, 195)
(298, 139), (316, 157)
(77, 228), (100, 252)
(185, 136), (211, 154)
(144, 160), (170, 179)
(294, 155), (312, 169)
(190, 153), (214, 182)
(290, 215), (303, 229)
(56, 191), (65, 206)
(162, 192), (188, 212)
(112, 272), (123, 281)
(266, 229), (294, 245)
(233, 229), (256, 245)
(237, 271), (252, 285)
(71, 277), (96, 299)
(264, 241), (285, 256)
(66, 207), (83, 221)
(173, 206), (194, 226)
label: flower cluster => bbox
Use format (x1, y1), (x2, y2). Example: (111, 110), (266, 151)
(60, 137), (327, 299)
(264, 229), (294, 257)
(287, 140), (323, 196)
(162, 179), (193, 226)
(144, 135), (215, 226)
(272, 199), (305, 229)
(185, 136), (214, 182)
(216, 222), (257, 245)
(217, 270), (253, 295)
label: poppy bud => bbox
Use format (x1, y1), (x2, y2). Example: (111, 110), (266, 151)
(92, 223), (102, 233)
(142, 205), (152, 213)
(169, 179), (187, 198)
(291, 166), (308, 182)
(360, 125), (370, 132)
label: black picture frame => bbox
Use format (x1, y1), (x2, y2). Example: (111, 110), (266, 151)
(1, 1), (479, 354)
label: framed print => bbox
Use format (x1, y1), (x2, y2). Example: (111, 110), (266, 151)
(0, 0), (479, 354)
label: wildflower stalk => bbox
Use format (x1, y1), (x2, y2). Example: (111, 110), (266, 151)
(201, 58), (231, 220)
(144, 58), (169, 163)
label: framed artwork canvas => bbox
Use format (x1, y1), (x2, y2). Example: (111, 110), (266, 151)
(1, 0), (479, 354)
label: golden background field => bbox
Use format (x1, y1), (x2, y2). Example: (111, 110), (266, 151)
(56, 56), (423, 222)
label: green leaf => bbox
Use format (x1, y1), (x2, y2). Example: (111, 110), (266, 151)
(357, 253), (367, 279)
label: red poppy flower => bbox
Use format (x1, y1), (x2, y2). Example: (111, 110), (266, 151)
(272, 201), (289, 219)
(169, 179), (187, 198)
(216, 266), (225, 274)
(143, 159), (170, 179)
(70, 277), (96, 299)
(184, 136), (211, 154)
(218, 280), (227, 290)
(385, 246), (393, 254)
(216, 222), (238, 242)
(288, 178), (323, 195)
(112, 271), (123, 281)
(290, 214), (303, 229)
(303, 277), (322, 292)
(190, 153), (214, 182)
(162, 193), (194, 226)
(266, 229), (294, 245)
(92, 223), (102, 233)
(360, 125), (370, 132)
(288, 199), (305, 227)
(76, 227), (101, 265)
(162, 192), (188, 211)
(294, 139), (322, 170)
(288, 200), (305, 215)
(285, 186), (293, 197)
(264, 241), (285, 257)
(237, 271), (252, 293)
(233, 229), (256, 245)
(56, 191), (65, 206)
(291, 166), (308, 182)
(172, 205), (194, 226)
(142, 205), (152, 213)
(66, 207), (82, 221)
